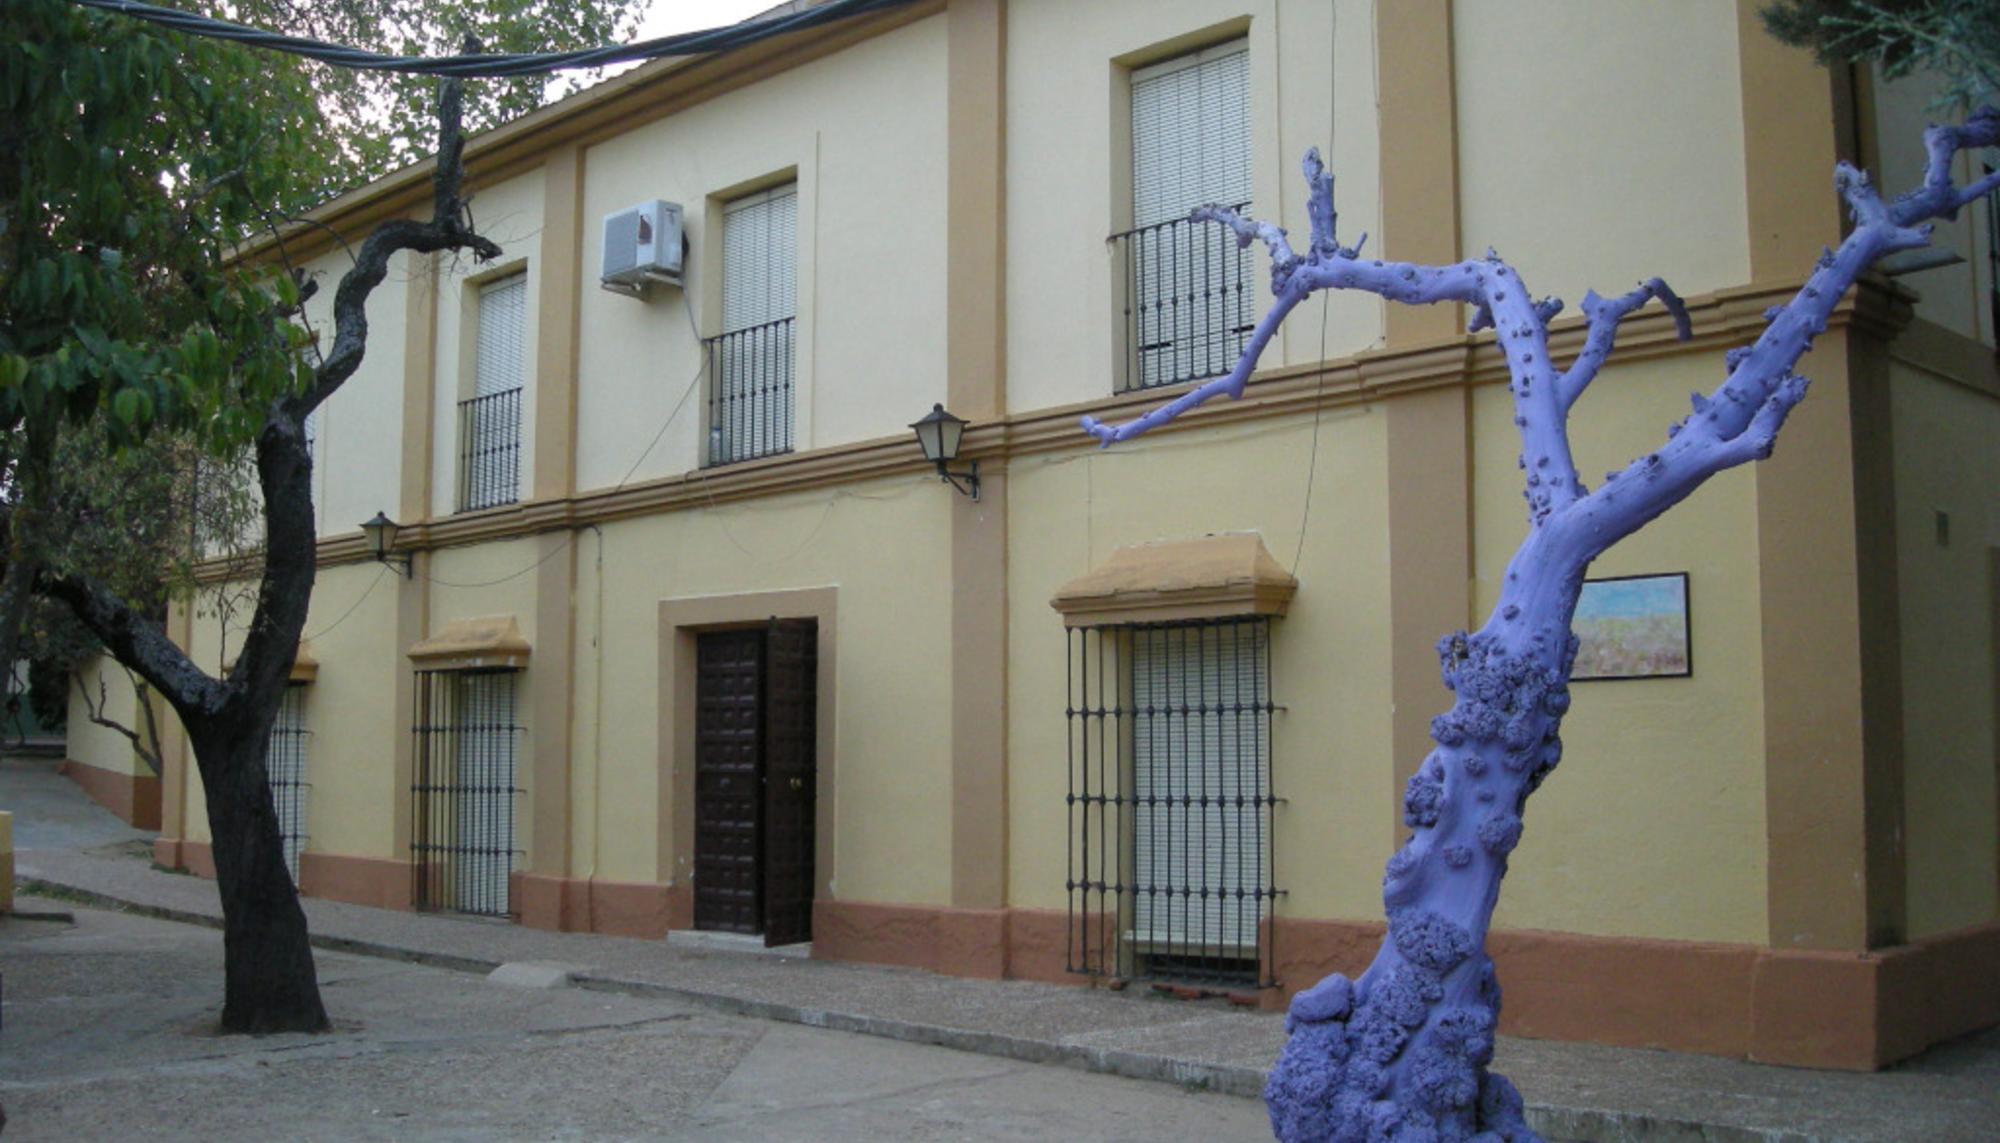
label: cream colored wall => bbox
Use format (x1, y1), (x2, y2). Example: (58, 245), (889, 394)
(1005, 0), (1383, 417)
(1454, 2), (1752, 309)
(573, 16), (949, 491)
(1871, 68), (1996, 347)
(1475, 355), (1769, 945)
(430, 172), (545, 518)
(1005, 407), (1397, 921)
(301, 247), (410, 537)
(1890, 362), (2000, 937)
(578, 475), (950, 899)
(294, 562), (404, 859)
(65, 655), (151, 777)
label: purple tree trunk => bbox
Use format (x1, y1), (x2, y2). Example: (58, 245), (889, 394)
(1082, 110), (2000, 1142)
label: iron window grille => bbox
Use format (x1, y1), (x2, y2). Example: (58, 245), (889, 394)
(411, 668), (523, 917)
(705, 316), (796, 465)
(1113, 205), (1257, 392)
(1066, 617), (1282, 989)
(457, 386), (522, 511)
(267, 682), (311, 885)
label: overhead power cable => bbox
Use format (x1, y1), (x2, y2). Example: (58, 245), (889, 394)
(70, 0), (914, 78)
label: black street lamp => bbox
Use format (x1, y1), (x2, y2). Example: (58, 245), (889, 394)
(360, 512), (413, 577)
(909, 403), (980, 501)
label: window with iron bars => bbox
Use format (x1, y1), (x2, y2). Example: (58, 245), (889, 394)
(1066, 617), (1282, 989)
(1114, 40), (1255, 393)
(267, 682), (311, 885)
(707, 184), (797, 465)
(411, 668), (523, 917)
(460, 273), (525, 511)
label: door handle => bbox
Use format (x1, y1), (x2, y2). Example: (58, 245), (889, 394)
(789, 777), (803, 791)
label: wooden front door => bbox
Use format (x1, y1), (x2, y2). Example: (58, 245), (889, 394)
(693, 621), (817, 943)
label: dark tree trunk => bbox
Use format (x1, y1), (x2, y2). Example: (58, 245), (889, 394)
(193, 719), (328, 1033)
(37, 78), (499, 1036)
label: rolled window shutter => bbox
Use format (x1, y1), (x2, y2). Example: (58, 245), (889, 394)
(715, 185), (798, 460)
(1131, 621), (1269, 951)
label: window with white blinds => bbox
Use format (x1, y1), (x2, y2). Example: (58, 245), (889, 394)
(710, 185), (798, 464)
(460, 274), (525, 510)
(1132, 41), (1251, 228)
(1123, 40), (1255, 390)
(1130, 621), (1270, 954)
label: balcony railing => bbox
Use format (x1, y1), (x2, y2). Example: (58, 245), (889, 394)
(1112, 203), (1256, 392)
(457, 387), (521, 513)
(706, 316), (795, 466)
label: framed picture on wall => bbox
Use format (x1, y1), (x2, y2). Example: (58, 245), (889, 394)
(1571, 572), (1692, 681)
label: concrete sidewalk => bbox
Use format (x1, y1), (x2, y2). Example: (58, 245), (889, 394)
(13, 846), (1996, 1142)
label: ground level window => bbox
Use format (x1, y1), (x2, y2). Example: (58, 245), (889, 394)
(267, 683), (310, 885)
(411, 668), (522, 917)
(1065, 616), (1280, 988)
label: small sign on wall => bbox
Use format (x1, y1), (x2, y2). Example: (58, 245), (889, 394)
(1572, 572), (1691, 681)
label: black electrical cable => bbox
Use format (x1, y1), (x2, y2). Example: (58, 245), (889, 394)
(70, 0), (914, 78)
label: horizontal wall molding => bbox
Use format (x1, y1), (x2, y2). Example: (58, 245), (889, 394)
(196, 276), (1942, 585)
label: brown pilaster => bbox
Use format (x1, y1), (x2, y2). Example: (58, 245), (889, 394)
(1738, 8), (1905, 951)
(157, 597), (194, 844)
(530, 532), (577, 885)
(946, 0), (1010, 912)
(391, 252), (438, 864)
(533, 145), (584, 502)
(1374, 0), (1460, 346)
(1384, 384), (1473, 844)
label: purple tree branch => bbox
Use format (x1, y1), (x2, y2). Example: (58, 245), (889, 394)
(1555, 279), (1692, 413)
(1081, 110), (2000, 1143)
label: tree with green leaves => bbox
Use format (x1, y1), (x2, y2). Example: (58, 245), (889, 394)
(3, 0), (500, 1031)
(196, 0), (648, 204)
(1762, 0), (1998, 108)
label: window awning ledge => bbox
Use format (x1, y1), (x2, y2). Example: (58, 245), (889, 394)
(223, 642), (317, 683)
(407, 616), (531, 670)
(1049, 533), (1297, 627)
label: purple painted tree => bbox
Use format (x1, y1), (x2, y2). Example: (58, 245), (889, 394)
(1081, 109), (2000, 1142)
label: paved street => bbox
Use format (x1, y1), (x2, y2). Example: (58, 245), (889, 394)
(0, 904), (1269, 1142)
(5, 753), (2000, 1142)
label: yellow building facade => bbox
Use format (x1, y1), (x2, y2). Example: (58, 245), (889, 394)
(64, 0), (2000, 1070)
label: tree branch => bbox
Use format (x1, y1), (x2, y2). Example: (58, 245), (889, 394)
(72, 669), (164, 775)
(1553, 105), (2000, 564)
(292, 74), (501, 420)
(45, 570), (222, 721)
(1556, 278), (1692, 412)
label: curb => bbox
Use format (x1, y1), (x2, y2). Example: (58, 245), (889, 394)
(16, 877), (1815, 1143)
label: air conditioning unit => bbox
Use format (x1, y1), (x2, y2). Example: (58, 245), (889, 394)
(601, 200), (684, 296)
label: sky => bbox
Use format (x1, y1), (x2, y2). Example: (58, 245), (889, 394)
(547, 0), (786, 98)
(633, 0), (789, 41)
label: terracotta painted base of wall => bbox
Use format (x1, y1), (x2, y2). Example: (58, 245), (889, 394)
(61, 759), (160, 830)
(512, 872), (680, 939)
(300, 853), (411, 911)
(809, 903), (2000, 1071)
(813, 900), (1011, 979)
(155, 838), (219, 878)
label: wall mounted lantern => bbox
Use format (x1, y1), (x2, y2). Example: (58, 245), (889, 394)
(909, 403), (980, 501)
(360, 511), (413, 577)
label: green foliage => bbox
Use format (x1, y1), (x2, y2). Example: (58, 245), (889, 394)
(201, 0), (649, 200)
(0, 0), (320, 455)
(1761, 0), (1999, 109)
